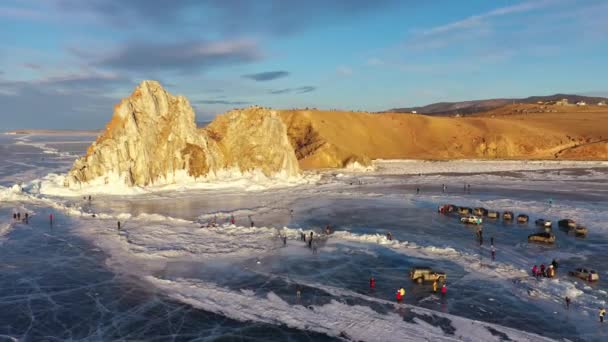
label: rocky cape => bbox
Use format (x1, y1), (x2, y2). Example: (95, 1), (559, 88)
(66, 81), (608, 188)
(65, 81), (298, 187)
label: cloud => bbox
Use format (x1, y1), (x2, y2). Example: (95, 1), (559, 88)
(54, 0), (401, 35)
(269, 86), (316, 95)
(0, 77), (119, 129)
(0, 6), (46, 20)
(195, 99), (250, 105)
(419, 0), (556, 37)
(95, 39), (262, 73)
(23, 63), (42, 70)
(242, 71), (289, 81)
(336, 65), (353, 76)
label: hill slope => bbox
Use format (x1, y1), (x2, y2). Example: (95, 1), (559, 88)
(388, 94), (608, 116)
(279, 106), (608, 168)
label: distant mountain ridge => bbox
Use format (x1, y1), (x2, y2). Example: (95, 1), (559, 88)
(387, 94), (608, 116)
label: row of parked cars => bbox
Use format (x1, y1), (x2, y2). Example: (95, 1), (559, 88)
(436, 204), (599, 283)
(438, 204), (588, 244)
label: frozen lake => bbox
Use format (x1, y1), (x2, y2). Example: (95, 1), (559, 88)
(1, 133), (607, 341)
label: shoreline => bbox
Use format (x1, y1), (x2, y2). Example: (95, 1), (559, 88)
(4, 129), (101, 136)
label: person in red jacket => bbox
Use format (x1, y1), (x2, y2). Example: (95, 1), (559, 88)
(532, 265), (538, 277)
(49, 213), (54, 226)
(441, 283), (447, 296)
(396, 289), (403, 302)
(369, 277), (375, 289)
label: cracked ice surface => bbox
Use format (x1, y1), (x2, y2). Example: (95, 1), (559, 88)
(1, 133), (608, 341)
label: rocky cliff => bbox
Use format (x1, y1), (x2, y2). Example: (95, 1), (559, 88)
(65, 81), (298, 187)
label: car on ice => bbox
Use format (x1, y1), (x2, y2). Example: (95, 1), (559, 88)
(535, 219), (552, 228)
(409, 267), (447, 284)
(458, 207), (472, 215)
(574, 225), (588, 237)
(569, 268), (599, 282)
(487, 211), (500, 219)
(558, 219), (577, 229)
(473, 207), (487, 216)
(461, 215), (483, 225)
(438, 204), (456, 214)
(517, 214), (529, 223)
(528, 232), (556, 244)
(503, 211), (514, 221)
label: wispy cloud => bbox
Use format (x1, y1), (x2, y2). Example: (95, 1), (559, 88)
(0, 6), (46, 20)
(419, 0), (556, 37)
(336, 65), (353, 77)
(22, 63), (42, 70)
(89, 39), (261, 74)
(269, 86), (316, 95)
(55, 0), (401, 35)
(242, 71), (289, 81)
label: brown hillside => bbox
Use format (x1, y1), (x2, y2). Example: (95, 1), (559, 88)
(278, 106), (608, 169)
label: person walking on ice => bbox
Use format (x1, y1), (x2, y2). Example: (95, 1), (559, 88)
(600, 307), (606, 323)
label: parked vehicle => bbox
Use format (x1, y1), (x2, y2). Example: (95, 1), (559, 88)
(503, 211), (514, 221)
(458, 207), (472, 215)
(535, 219), (552, 228)
(461, 215), (483, 225)
(558, 219), (576, 229)
(517, 214), (529, 223)
(409, 267), (447, 284)
(528, 232), (556, 244)
(569, 268), (599, 282)
(473, 207), (488, 216)
(575, 225), (588, 237)
(487, 211), (500, 219)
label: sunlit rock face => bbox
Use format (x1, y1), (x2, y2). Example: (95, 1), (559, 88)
(205, 106), (300, 178)
(65, 81), (299, 188)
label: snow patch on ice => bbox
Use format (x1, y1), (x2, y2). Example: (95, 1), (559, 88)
(147, 276), (552, 342)
(30, 168), (320, 197)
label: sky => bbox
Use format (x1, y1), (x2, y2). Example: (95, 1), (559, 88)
(1, 0), (607, 129)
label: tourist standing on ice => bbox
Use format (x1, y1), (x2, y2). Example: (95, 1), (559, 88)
(565, 296), (571, 309)
(491, 245), (496, 260)
(396, 287), (405, 302)
(416, 187), (420, 194)
(551, 259), (558, 272)
(369, 277), (375, 289)
(24, 212), (28, 224)
(441, 283), (447, 297)
(49, 213), (54, 226)
(230, 215), (235, 225)
(387, 232), (393, 241)
(433, 280), (438, 293)
(600, 307), (605, 323)
(283, 235), (287, 246)
(540, 264), (546, 277)
(117, 221), (121, 230)
(532, 265), (538, 277)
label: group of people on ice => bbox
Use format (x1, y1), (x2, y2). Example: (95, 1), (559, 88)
(531, 259), (558, 279)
